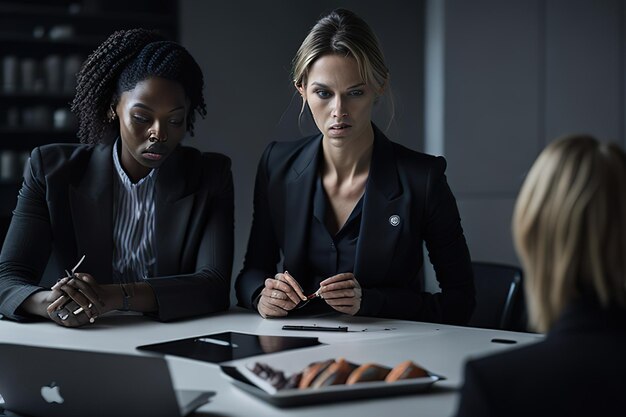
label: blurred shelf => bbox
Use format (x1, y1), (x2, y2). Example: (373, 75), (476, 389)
(0, 128), (77, 149)
(0, 32), (103, 48)
(0, 92), (73, 99)
(0, 92), (74, 104)
(0, 127), (76, 135)
(0, 3), (176, 25)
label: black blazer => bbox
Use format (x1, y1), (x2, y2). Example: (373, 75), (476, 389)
(0, 142), (234, 322)
(235, 126), (474, 324)
(454, 300), (626, 417)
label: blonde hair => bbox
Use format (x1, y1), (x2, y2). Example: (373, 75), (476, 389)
(513, 135), (626, 333)
(291, 9), (393, 128)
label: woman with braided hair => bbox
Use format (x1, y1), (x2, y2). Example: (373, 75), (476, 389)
(0, 29), (234, 327)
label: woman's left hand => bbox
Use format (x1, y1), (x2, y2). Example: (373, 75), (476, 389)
(318, 272), (362, 315)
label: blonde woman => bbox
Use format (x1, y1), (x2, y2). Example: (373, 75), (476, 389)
(235, 9), (474, 323)
(454, 135), (626, 417)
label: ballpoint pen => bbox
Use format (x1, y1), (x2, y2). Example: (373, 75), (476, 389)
(294, 288), (321, 310)
(282, 324), (348, 332)
(57, 255), (95, 323)
(66, 255), (87, 312)
(306, 288), (322, 300)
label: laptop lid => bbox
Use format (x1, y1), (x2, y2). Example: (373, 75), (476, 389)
(0, 343), (213, 417)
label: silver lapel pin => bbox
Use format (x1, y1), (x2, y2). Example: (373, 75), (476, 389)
(389, 215), (401, 227)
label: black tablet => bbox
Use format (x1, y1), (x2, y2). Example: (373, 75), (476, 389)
(137, 331), (323, 363)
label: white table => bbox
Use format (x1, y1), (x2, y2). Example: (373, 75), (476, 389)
(0, 308), (542, 417)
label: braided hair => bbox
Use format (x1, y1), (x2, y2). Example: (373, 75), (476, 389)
(71, 28), (207, 144)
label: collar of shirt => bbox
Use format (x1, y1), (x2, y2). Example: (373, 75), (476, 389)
(112, 139), (158, 190)
(313, 174), (364, 236)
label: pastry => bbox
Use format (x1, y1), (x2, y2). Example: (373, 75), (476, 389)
(310, 358), (358, 388)
(283, 372), (302, 390)
(346, 363), (391, 384)
(384, 360), (428, 382)
(249, 359), (430, 391)
(250, 362), (288, 390)
(298, 359), (335, 389)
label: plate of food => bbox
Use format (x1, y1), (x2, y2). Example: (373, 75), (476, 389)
(220, 358), (445, 407)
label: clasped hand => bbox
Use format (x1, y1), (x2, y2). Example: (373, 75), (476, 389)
(257, 271), (362, 318)
(46, 273), (114, 327)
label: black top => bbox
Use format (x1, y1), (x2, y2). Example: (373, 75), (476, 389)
(296, 176), (363, 316)
(306, 175), (363, 293)
(236, 125), (475, 324)
(454, 298), (626, 417)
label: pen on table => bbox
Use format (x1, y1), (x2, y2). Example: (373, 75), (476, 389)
(491, 338), (517, 344)
(282, 325), (348, 332)
(195, 337), (239, 348)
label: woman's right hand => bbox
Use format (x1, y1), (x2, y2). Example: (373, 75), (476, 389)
(257, 271), (307, 318)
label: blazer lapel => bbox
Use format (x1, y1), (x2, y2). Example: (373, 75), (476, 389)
(281, 136), (322, 276)
(154, 146), (194, 276)
(354, 128), (404, 286)
(69, 144), (114, 283)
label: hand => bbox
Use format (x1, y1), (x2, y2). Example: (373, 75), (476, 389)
(47, 298), (96, 328)
(46, 273), (116, 327)
(257, 271), (307, 318)
(318, 273), (362, 315)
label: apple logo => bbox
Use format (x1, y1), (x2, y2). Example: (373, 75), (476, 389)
(40, 382), (64, 404)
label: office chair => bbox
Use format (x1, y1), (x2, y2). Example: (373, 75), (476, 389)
(468, 261), (526, 331)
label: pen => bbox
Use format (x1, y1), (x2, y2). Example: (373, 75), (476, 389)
(195, 337), (240, 348)
(282, 325), (348, 332)
(491, 338), (517, 344)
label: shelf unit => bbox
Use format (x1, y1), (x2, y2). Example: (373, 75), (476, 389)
(0, 0), (179, 245)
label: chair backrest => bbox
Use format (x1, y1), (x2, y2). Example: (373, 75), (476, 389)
(468, 261), (524, 331)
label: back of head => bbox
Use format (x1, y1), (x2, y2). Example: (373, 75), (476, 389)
(72, 28), (206, 144)
(513, 135), (626, 332)
(292, 8), (388, 91)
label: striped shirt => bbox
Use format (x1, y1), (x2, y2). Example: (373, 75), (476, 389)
(111, 140), (157, 284)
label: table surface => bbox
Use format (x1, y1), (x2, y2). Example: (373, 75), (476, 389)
(0, 308), (543, 417)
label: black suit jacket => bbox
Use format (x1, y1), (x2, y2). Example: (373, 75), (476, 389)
(454, 299), (626, 417)
(235, 126), (474, 324)
(0, 142), (234, 322)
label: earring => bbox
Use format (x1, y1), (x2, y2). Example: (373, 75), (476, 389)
(108, 106), (117, 123)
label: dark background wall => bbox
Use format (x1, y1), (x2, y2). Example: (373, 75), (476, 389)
(180, 0), (424, 303)
(422, 0), (625, 291)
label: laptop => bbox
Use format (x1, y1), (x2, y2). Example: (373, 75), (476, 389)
(0, 343), (214, 417)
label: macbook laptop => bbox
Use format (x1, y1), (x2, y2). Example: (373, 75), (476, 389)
(0, 343), (214, 417)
